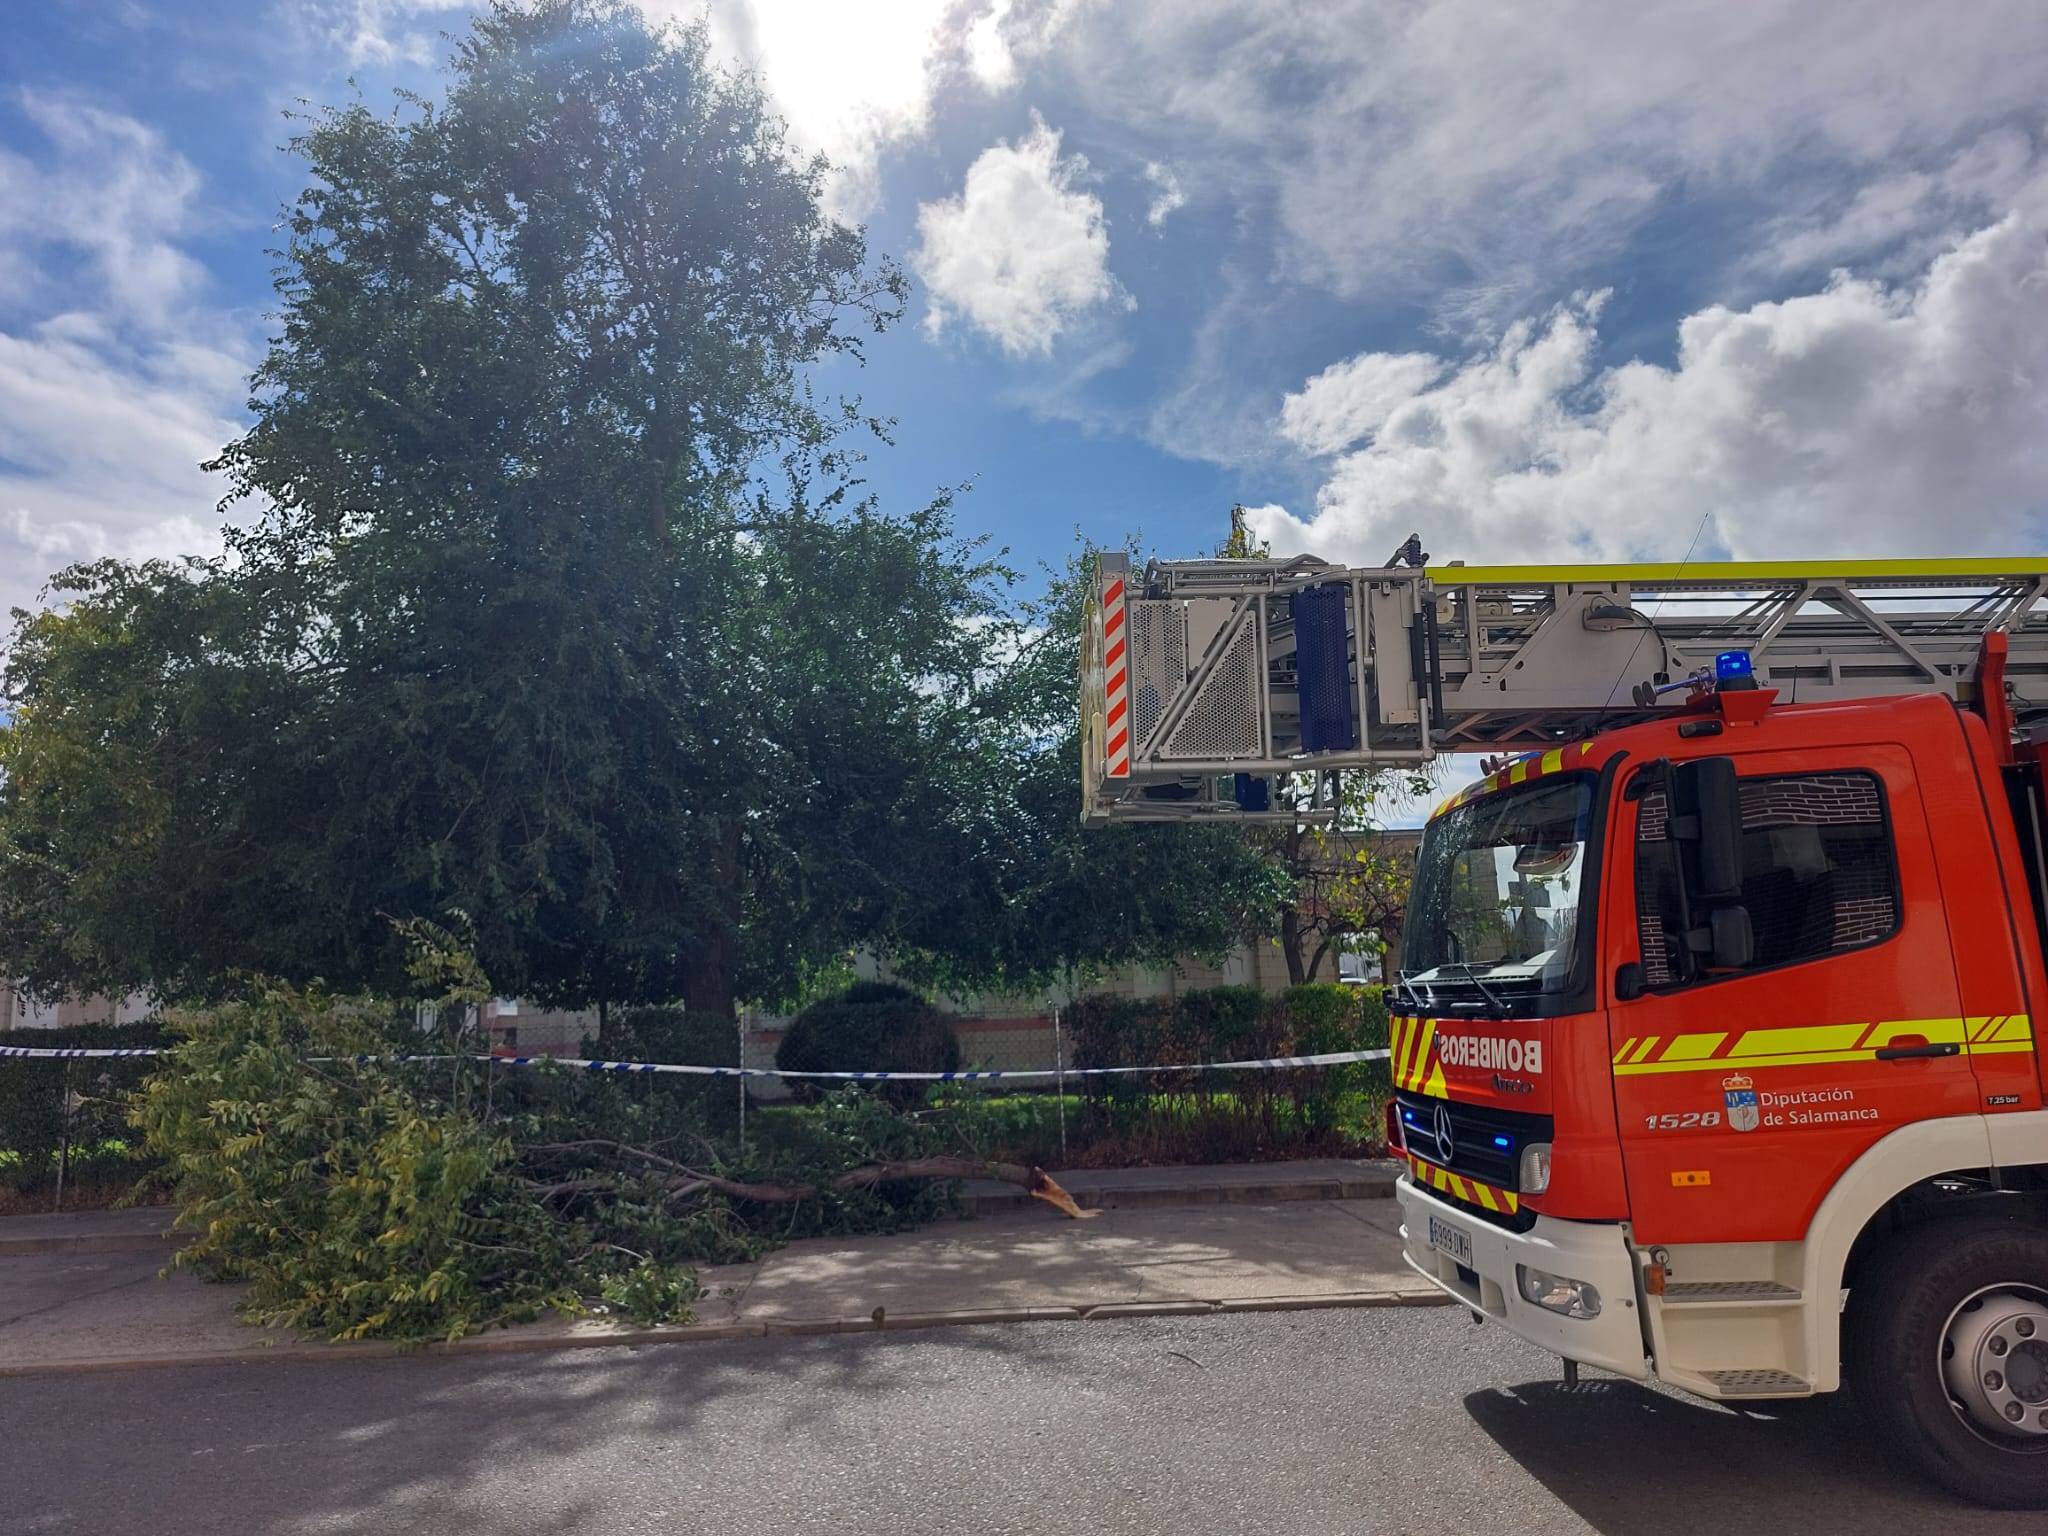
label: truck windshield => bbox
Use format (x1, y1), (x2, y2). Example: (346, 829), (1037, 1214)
(1403, 772), (1596, 1016)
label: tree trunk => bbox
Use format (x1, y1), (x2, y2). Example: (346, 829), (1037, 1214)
(1279, 906), (1309, 985)
(683, 821), (743, 1016)
(1305, 937), (1334, 983)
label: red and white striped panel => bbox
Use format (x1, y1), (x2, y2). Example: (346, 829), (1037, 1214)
(1103, 575), (1130, 777)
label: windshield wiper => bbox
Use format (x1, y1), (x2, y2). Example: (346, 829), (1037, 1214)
(1392, 969), (1431, 1014)
(1435, 962), (1510, 1017)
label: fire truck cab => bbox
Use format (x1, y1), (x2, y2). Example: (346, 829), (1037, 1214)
(1390, 673), (2048, 1508)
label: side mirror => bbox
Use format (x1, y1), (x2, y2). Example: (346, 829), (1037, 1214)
(1671, 757), (1743, 900)
(1682, 906), (1755, 972)
(1709, 907), (1754, 969)
(1614, 961), (1648, 1002)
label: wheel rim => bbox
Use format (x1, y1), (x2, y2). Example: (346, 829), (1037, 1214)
(1940, 1284), (2048, 1449)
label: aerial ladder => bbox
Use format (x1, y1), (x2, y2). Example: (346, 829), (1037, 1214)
(1081, 548), (2048, 822)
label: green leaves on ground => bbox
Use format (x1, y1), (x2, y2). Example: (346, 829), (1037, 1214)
(136, 981), (959, 1341)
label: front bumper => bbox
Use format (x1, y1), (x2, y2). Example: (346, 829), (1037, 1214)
(1396, 1171), (1651, 1381)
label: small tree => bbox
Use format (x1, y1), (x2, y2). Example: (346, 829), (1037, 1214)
(1255, 772), (1429, 985)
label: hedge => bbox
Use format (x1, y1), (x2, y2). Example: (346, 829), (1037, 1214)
(0, 1018), (171, 1191)
(776, 982), (959, 1107)
(1064, 983), (1390, 1152)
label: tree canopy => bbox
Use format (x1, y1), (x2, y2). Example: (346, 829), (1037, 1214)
(0, 2), (1284, 1014)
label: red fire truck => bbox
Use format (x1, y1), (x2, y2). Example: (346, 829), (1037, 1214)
(1083, 553), (2048, 1507)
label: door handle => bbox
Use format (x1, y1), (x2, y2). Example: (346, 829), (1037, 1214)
(1874, 1041), (1961, 1061)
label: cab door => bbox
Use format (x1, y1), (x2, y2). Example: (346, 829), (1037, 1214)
(1604, 745), (1974, 1246)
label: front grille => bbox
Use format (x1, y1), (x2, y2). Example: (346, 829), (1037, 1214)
(1397, 1090), (1551, 1230)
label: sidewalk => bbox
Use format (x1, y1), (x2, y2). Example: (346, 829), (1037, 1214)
(0, 1159), (1400, 1256)
(0, 1192), (1443, 1376)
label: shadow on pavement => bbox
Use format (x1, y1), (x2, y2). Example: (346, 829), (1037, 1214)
(15, 1325), (1074, 1536)
(1464, 1376), (2040, 1535)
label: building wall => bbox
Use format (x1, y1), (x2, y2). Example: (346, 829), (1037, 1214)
(0, 982), (149, 1031)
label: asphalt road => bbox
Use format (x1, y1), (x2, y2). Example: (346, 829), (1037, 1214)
(10, 1308), (2040, 1536)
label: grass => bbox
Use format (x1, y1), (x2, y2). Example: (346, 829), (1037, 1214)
(0, 1140), (168, 1215)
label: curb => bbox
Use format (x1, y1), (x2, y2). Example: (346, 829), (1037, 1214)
(0, 1228), (192, 1258)
(0, 1289), (1452, 1378)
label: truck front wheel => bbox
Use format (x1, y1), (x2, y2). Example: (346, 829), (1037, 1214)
(1846, 1219), (2048, 1509)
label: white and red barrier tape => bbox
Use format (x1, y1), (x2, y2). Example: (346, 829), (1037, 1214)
(0, 1045), (1390, 1079)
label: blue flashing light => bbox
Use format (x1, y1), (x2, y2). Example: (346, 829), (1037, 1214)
(1715, 650), (1754, 682)
(1491, 1135), (1513, 1150)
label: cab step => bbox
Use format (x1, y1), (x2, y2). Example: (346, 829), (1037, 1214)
(1699, 1368), (1812, 1396)
(1663, 1280), (1801, 1304)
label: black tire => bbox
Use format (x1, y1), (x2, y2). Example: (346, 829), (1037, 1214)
(1844, 1215), (2048, 1509)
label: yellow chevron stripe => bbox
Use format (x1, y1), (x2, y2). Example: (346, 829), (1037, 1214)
(1540, 748), (1564, 777)
(1659, 1031), (1727, 1062)
(1395, 1017), (1423, 1087)
(1619, 1047), (1889, 1075)
(1611, 1016), (2031, 1075)
(1728, 1023), (1869, 1056)
(1406, 1153), (1521, 1215)
(1407, 1017), (1438, 1092)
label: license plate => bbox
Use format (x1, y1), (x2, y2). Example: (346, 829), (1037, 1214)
(1428, 1214), (1473, 1267)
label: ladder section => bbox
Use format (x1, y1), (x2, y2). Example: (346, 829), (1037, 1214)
(1081, 554), (2048, 823)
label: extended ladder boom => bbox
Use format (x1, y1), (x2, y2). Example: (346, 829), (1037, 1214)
(1080, 553), (2048, 823)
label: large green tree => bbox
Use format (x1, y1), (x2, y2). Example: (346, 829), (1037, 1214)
(0, 3), (1278, 1013)
(881, 549), (1289, 993)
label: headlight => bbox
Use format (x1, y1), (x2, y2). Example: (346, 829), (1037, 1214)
(1518, 1264), (1602, 1319)
(1519, 1141), (1552, 1195)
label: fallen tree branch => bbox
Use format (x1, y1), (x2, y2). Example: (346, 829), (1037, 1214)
(527, 1140), (816, 1203)
(526, 1145), (1096, 1218)
(833, 1158), (1098, 1220)
(830, 1156), (1031, 1189)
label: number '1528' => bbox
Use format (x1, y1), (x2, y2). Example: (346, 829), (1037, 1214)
(1645, 1111), (1722, 1130)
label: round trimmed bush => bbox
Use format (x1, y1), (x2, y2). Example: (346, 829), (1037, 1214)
(775, 983), (960, 1106)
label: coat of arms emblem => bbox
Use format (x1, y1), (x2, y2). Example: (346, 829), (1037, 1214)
(1722, 1072), (1760, 1133)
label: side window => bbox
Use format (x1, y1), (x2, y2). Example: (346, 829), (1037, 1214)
(1634, 771), (1899, 986)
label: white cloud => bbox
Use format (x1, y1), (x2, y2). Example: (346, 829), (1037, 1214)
(311, 0), (468, 68)
(914, 114), (1123, 355)
(0, 99), (244, 631)
(1142, 161), (1184, 227)
(964, 0), (1020, 89)
(958, 0), (1090, 95)
(1279, 351), (1446, 457)
(0, 92), (209, 327)
(1034, 2), (2048, 309)
(693, 0), (1089, 217)
(700, 0), (958, 215)
(1251, 194), (2048, 567)
(1758, 127), (2040, 278)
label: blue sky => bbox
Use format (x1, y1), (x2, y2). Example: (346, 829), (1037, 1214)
(5, 0), (2048, 632)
